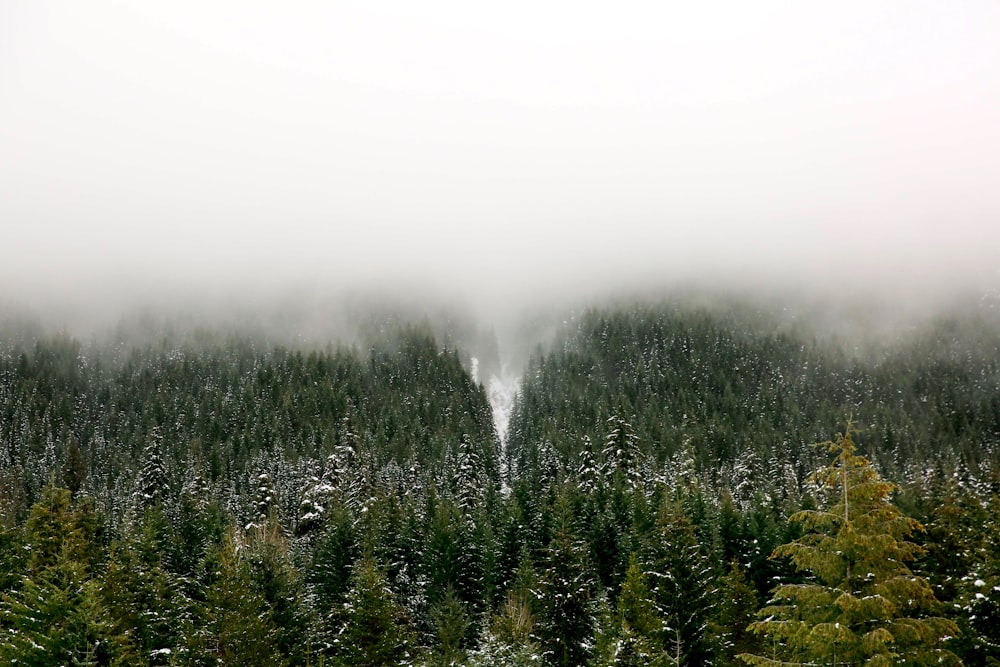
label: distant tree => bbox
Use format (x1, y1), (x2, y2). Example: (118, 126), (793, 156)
(61, 435), (87, 497)
(248, 470), (277, 529)
(741, 426), (962, 666)
(602, 413), (643, 493)
(134, 428), (170, 513)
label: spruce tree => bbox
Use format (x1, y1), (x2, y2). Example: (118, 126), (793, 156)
(0, 485), (126, 666)
(330, 554), (414, 667)
(533, 522), (597, 667)
(643, 500), (717, 666)
(606, 552), (665, 667)
(741, 427), (962, 667)
(134, 428), (170, 513)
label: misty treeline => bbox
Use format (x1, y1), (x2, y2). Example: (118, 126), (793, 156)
(1, 301), (999, 666)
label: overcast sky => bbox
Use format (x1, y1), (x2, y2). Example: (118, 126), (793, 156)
(2, 1), (1000, 321)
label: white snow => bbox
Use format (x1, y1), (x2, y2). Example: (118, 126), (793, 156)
(487, 371), (518, 446)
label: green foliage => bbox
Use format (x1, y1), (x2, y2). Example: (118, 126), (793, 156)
(742, 427), (962, 666)
(598, 553), (665, 667)
(0, 485), (127, 666)
(533, 522), (598, 667)
(712, 561), (761, 666)
(429, 587), (471, 666)
(643, 501), (717, 666)
(1, 304), (1000, 665)
(330, 554), (414, 667)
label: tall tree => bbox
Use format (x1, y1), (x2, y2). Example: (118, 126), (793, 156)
(329, 554), (414, 667)
(533, 520), (598, 667)
(741, 427), (962, 667)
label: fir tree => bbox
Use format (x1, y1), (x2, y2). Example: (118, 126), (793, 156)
(0, 485), (126, 666)
(643, 500), (717, 666)
(533, 522), (597, 667)
(604, 552), (665, 667)
(741, 426), (962, 667)
(134, 428), (170, 513)
(330, 554), (414, 667)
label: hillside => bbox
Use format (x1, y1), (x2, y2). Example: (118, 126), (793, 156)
(0, 301), (998, 666)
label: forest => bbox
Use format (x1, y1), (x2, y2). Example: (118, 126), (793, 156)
(1, 297), (999, 666)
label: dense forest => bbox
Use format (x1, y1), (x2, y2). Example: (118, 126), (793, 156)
(1, 299), (999, 666)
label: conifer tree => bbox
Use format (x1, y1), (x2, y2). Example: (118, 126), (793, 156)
(741, 426), (962, 667)
(429, 586), (471, 666)
(713, 561), (761, 666)
(134, 428), (170, 513)
(533, 521), (597, 667)
(644, 500), (716, 666)
(330, 554), (414, 667)
(61, 435), (87, 497)
(0, 485), (126, 666)
(603, 413), (644, 493)
(604, 552), (665, 667)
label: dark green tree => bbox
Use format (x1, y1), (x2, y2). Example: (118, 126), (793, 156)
(533, 522), (597, 667)
(330, 554), (414, 667)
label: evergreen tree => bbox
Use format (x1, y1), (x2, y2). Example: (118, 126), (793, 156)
(603, 413), (644, 493)
(603, 552), (665, 667)
(62, 435), (87, 497)
(533, 523), (597, 667)
(741, 427), (962, 666)
(330, 554), (414, 667)
(643, 500), (717, 666)
(429, 586), (471, 666)
(713, 561), (761, 667)
(0, 485), (126, 666)
(180, 526), (288, 666)
(134, 428), (170, 513)
(102, 521), (185, 666)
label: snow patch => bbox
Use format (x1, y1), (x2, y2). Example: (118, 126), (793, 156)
(487, 371), (518, 446)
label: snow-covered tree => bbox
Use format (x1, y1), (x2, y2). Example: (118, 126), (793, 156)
(603, 413), (644, 492)
(644, 500), (717, 666)
(534, 524), (598, 667)
(134, 428), (170, 512)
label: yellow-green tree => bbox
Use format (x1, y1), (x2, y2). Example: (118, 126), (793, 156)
(741, 427), (962, 667)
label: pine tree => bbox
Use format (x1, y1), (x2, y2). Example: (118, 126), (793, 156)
(741, 426), (962, 667)
(713, 561), (761, 667)
(330, 554), (414, 667)
(248, 471), (277, 529)
(643, 500), (717, 666)
(604, 552), (665, 667)
(603, 413), (644, 493)
(61, 435), (87, 497)
(0, 485), (127, 666)
(533, 523), (597, 667)
(102, 525), (185, 666)
(181, 526), (288, 666)
(134, 428), (170, 513)
(429, 586), (471, 666)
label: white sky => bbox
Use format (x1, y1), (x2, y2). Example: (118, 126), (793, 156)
(2, 0), (1000, 317)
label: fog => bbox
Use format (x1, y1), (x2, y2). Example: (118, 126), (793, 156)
(3, 1), (1000, 348)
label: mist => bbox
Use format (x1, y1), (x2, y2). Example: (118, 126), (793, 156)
(3, 1), (1000, 355)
